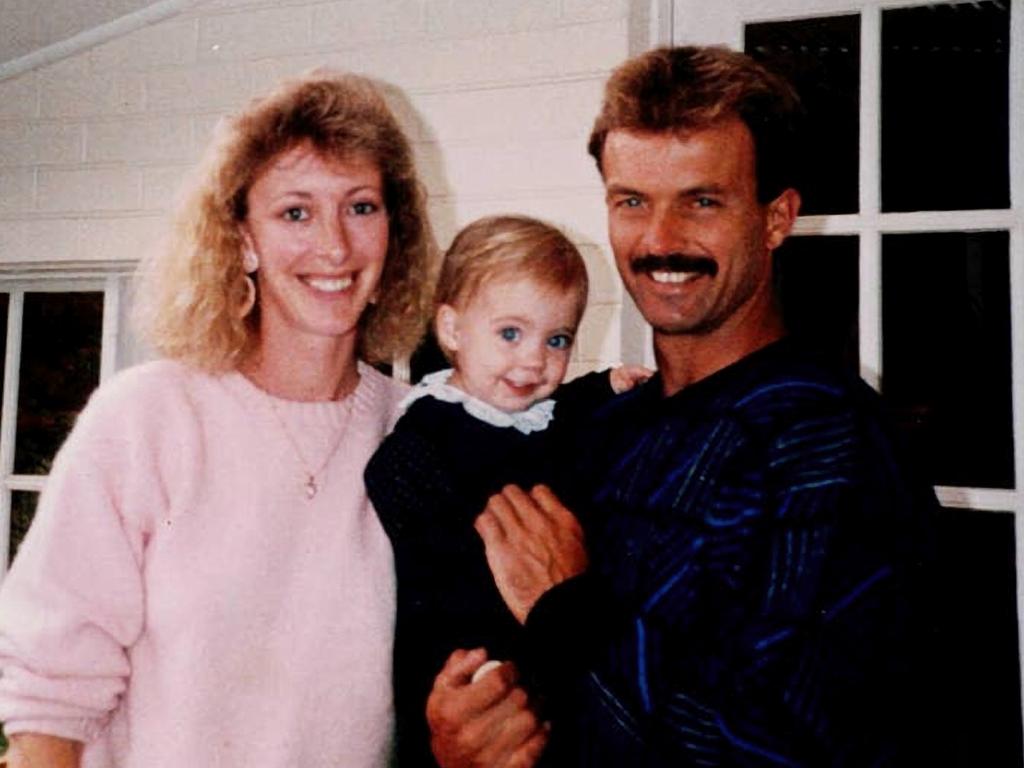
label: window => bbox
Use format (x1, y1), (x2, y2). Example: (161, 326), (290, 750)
(0, 265), (139, 577)
(669, 0), (1022, 761)
(741, 2), (1016, 499)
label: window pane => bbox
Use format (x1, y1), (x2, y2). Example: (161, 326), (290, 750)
(745, 14), (860, 215)
(881, 231), (1013, 488)
(14, 293), (103, 475)
(881, 1), (1009, 212)
(8, 490), (37, 564)
(774, 235), (859, 375)
(933, 507), (1022, 764)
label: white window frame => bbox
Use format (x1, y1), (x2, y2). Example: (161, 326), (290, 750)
(0, 262), (139, 577)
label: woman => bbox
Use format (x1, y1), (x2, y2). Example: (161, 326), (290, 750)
(0, 72), (433, 768)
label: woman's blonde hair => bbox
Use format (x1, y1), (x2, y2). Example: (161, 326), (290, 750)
(136, 71), (434, 370)
(434, 215), (588, 360)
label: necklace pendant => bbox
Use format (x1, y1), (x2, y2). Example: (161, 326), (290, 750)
(304, 475), (318, 499)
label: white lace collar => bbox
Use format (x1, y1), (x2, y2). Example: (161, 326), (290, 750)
(399, 369), (556, 435)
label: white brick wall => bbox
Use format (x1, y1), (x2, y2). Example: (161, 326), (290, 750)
(0, 0), (639, 370)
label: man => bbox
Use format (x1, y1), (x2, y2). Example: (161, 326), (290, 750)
(427, 45), (939, 767)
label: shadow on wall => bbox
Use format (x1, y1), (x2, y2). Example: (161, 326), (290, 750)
(377, 77), (454, 278)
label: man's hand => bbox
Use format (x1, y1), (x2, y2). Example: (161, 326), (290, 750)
(474, 485), (588, 623)
(427, 648), (548, 768)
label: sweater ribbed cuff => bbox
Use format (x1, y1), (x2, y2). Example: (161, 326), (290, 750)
(523, 572), (614, 684)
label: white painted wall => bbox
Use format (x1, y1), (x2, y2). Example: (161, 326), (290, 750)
(0, 0), (160, 63)
(0, 0), (651, 374)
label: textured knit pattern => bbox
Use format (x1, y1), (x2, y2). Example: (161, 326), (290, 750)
(365, 371), (614, 768)
(0, 359), (407, 768)
(526, 340), (939, 767)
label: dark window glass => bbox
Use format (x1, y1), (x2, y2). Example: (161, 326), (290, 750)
(881, 1), (1009, 212)
(882, 231), (1012, 488)
(745, 14), (860, 215)
(9, 490), (38, 564)
(14, 293), (103, 475)
(774, 234), (859, 375)
(933, 507), (1023, 765)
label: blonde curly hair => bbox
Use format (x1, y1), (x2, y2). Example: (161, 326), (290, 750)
(136, 71), (435, 371)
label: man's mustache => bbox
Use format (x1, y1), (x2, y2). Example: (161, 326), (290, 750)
(631, 254), (718, 277)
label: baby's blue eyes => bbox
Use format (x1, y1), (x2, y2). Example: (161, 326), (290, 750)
(547, 334), (572, 350)
(497, 328), (573, 349)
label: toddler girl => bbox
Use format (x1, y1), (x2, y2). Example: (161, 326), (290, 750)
(365, 214), (646, 767)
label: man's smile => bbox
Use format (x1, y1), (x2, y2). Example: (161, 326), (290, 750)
(650, 270), (699, 284)
(631, 253), (719, 280)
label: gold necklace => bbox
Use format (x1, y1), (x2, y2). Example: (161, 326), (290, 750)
(265, 390), (356, 500)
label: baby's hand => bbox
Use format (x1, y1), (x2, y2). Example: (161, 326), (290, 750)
(609, 364), (654, 394)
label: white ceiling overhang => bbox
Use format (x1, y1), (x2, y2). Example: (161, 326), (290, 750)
(0, 0), (195, 80)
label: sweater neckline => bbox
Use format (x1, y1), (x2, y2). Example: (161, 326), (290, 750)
(222, 360), (385, 428)
(401, 368), (556, 434)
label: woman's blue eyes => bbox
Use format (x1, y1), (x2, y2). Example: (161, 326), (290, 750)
(281, 202), (379, 221)
(499, 327), (521, 342)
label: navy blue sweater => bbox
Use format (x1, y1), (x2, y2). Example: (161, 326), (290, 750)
(365, 372), (614, 767)
(527, 340), (942, 766)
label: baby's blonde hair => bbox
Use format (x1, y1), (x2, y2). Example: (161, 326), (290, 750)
(136, 71), (435, 371)
(434, 215), (588, 360)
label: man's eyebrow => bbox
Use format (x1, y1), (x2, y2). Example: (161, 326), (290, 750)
(683, 184), (726, 196)
(605, 183), (643, 196)
(605, 183), (728, 198)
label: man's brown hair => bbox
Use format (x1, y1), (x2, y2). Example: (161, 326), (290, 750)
(588, 46), (803, 203)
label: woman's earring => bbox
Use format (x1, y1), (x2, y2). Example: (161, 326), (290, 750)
(242, 248), (259, 274)
(240, 248), (259, 317)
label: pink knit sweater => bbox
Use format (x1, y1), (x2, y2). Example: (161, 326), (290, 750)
(0, 359), (407, 767)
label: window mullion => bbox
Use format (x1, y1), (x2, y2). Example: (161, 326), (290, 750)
(936, 486), (1018, 514)
(101, 276), (120, 383)
(0, 291), (24, 577)
(4, 475), (47, 493)
(1007, 0), (1024, 741)
(859, 6), (881, 390)
(1009, 0), (1024, 507)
